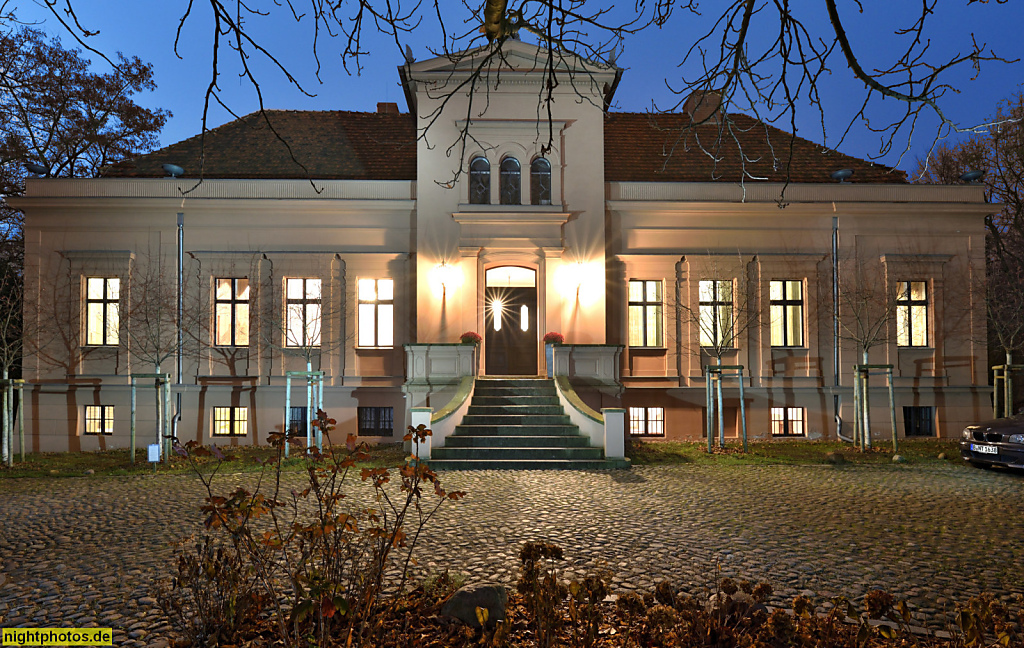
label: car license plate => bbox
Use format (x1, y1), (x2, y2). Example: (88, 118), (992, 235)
(971, 443), (998, 455)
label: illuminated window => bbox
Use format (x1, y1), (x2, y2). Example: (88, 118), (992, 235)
(215, 278), (249, 347)
(628, 280), (663, 347)
(769, 280), (804, 347)
(469, 156), (490, 204)
(358, 278), (394, 347)
(85, 277), (120, 346)
(896, 281), (928, 347)
(699, 280), (733, 348)
(358, 406), (394, 436)
(771, 407), (805, 437)
(531, 158), (551, 205)
(629, 407), (665, 436)
(84, 405), (114, 435)
(285, 278), (321, 347)
(500, 157), (521, 205)
(213, 407), (248, 436)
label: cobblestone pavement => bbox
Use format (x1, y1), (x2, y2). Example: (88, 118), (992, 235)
(2, 463), (1023, 646)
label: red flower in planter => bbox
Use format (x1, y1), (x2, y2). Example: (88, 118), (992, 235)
(460, 331), (482, 344)
(543, 331), (564, 345)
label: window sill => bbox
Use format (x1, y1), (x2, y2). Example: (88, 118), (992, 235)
(897, 346), (934, 351)
(770, 346), (808, 350)
(629, 346), (667, 351)
(356, 346), (395, 351)
(82, 345), (119, 349)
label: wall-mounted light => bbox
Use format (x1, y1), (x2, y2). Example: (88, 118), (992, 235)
(431, 261), (462, 298)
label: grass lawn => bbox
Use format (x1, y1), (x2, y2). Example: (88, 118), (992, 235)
(628, 437), (963, 467)
(0, 442), (410, 479)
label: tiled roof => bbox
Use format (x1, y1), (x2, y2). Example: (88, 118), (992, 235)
(106, 109), (905, 184)
(604, 112), (906, 184)
(103, 110), (417, 180)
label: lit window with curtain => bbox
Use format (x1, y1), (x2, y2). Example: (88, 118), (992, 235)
(469, 156), (490, 204)
(215, 278), (250, 347)
(896, 281), (928, 347)
(213, 407), (248, 436)
(628, 407), (665, 436)
(285, 278), (321, 347)
(84, 405), (114, 435)
(85, 277), (120, 346)
(771, 407), (805, 436)
(699, 280), (733, 347)
(769, 280), (804, 347)
(628, 280), (663, 347)
(358, 278), (394, 347)
(530, 157), (551, 205)
(499, 157), (521, 205)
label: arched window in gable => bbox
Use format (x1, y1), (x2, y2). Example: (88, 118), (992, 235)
(469, 156), (490, 204)
(531, 157), (551, 205)
(499, 157), (521, 205)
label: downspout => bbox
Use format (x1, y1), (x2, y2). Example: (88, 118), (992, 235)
(173, 212), (184, 449)
(833, 214), (851, 442)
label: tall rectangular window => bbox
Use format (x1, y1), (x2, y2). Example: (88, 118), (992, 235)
(84, 405), (114, 435)
(85, 277), (120, 346)
(358, 406), (394, 436)
(358, 278), (394, 347)
(213, 407), (248, 436)
(285, 278), (321, 348)
(628, 280), (663, 347)
(896, 281), (928, 347)
(770, 280), (804, 347)
(771, 407), (805, 437)
(628, 407), (665, 436)
(215, 278), (250, 347)
(699, 280), (733, 348)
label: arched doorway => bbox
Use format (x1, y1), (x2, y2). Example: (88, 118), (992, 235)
(485, 266), (537, 375)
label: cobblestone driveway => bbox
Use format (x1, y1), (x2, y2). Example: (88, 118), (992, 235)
(2, 463), (1022, 646)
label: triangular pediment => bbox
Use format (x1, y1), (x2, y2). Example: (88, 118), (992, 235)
(407, 39), (616, 77)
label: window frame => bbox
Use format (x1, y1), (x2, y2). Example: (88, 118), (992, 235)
(357, 278), (395, 348)
(214, 278), (250, 347)
(284, 278), (322, 348)
(469, 156), (491, 205)
(84, 405), (115, 435)
(358, 406), (394, 436)
(499, 156), (521, 205)
(699, 279), (734, 348)
(213, 406), (248, 437)
(85, 276), (120, 347)
(628, 406), (665, 437)
(627, 279), (664, 348)
(769, 279), (805, 347)
(530, 157), (552, 205)
(770, 407), (805, 437)
(896, 280), (929, 347)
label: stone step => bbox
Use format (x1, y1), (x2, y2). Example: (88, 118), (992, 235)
(444, 435), (592, 448)
(466, 404), (566, 416)
(431, 446), (605, 461)
(471, 395), (561, 406)
(452, 425), (582, 436)
(459, 414), (572, 426)
(426, 458), (632, 471)
(471, 386), (558, 397)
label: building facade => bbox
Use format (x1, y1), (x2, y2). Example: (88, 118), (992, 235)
(13, 42), (993, 454)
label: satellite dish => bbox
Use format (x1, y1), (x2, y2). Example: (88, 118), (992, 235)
(683, 90), (723, 124)
(162, 163), (185, 178)
(830, 169), (854, 183)
(25, 162), (49, 176)
(959, 170), (984, 183)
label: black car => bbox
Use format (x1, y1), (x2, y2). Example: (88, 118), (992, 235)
(960, 415), (1024, 469)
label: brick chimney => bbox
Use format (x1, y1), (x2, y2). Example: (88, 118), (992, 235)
(376, 102), (400, 114)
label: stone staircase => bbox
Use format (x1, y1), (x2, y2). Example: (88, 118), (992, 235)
(428, 377), (630, 470)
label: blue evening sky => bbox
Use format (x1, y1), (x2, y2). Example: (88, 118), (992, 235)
(12, 0), (1024, 174)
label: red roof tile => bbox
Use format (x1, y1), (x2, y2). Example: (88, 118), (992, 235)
(604, 112), (906, 184)
(104, 110), (417, 180)
(105, 109), (904, 184)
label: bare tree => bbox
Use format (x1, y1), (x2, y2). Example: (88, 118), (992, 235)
(0, 257), (22, 464)
(26, 0), (1016, 185)
(677, 254), (760, 367)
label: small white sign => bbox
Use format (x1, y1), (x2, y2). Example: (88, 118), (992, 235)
(147, 443), (161, 463)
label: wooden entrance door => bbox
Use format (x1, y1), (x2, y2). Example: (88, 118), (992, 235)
(485, 286), (538, 375)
